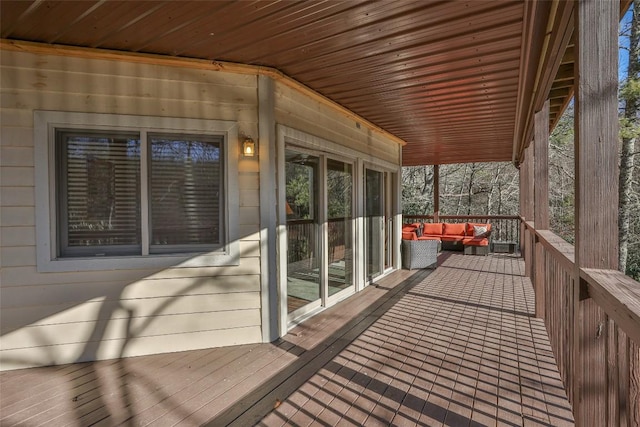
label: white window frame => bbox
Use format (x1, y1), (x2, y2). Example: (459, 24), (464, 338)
(34, 111), (240, 272)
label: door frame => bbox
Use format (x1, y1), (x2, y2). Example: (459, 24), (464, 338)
(276, 125), (401, 336)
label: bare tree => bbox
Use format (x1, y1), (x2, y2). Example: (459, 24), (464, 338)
(619, 2), (639, 274)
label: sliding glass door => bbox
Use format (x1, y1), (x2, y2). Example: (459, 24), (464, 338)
(327, 159), (353, 299)
(284, 150), (354, 322)
(365, 168), (384, 280)
(285, 151), (321, 315)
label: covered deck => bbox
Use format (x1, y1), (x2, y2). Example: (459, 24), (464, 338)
(1, 1), (638, 425)
(0, 253), (574, 426)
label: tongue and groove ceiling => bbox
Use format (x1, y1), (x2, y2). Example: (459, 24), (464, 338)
(1, 0), (615, 165)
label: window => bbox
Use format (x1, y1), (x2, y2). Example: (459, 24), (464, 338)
(56, 130), (224, 257)
(148, 134), (223, 253)
(57, 130), (142, 257)
(35, 112), (239, 272)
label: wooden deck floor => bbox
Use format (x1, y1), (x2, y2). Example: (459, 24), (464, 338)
(0, 253), (574, 426)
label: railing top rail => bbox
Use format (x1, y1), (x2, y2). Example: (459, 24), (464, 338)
(581, 268), (640, 346)
(523, 219), (640, 346)
(403, 214), (520, 220)
(287, 219), (315, 225)
(535, 229), (575, 271)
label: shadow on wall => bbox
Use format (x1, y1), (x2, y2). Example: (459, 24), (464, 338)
(0, 245), (258, 370)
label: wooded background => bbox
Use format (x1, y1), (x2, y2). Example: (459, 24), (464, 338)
(402, 2), (639, 281)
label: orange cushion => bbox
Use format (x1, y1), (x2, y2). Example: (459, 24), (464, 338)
(442, 223), (466, 236)
(441, 235), (465, 242)
(402, 231), (417, 240)
(418, 236), (441, 241)
(422, 222), (443, 235)
(466, 222), (492, 236)
(463, 237), (489, 246)
(422, 234), (444, 239)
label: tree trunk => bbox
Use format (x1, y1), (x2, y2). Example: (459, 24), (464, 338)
(456, 164), (468, 215)
(619, 3), (639, 274)
(487, 164), (502, 214)
(466, 163), (476, 215)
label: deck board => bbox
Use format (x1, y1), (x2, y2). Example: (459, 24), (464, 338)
(0, 254), (574, 426)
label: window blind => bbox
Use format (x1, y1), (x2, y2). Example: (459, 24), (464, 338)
(58, 130), (141, 256)
(149, 134), (222, 252)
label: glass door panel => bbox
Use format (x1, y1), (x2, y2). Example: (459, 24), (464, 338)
(384, 172), (393, 270)
(365, 168), (384, 280)
(285, 150), (320, 314)
(326, 159), (353, 297)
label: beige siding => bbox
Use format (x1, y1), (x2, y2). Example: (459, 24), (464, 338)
(0, 50), (261, 370)
(274, 81), (401, 163)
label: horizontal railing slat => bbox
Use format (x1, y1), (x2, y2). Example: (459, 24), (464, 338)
(581, 268), (640, 346)
(403, 214), (520, 220)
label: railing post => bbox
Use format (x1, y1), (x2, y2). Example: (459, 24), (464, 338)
(534, 100), (550, 319)
(520, 144), (535, 279)
(574, 0), (619, 424)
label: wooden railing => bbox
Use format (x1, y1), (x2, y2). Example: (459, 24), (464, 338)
(286, 218), (351, 264)
(286, 219), (316, 264)
(403, 214), (520, 245)
(522, 221), (640, 426)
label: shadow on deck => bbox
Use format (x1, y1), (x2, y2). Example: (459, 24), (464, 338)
(0, 253), (574, 426)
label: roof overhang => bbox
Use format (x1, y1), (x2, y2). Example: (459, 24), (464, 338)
(0, 1), (631, 166)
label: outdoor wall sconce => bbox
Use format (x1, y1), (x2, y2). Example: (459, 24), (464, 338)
(242, 137), (256, 157)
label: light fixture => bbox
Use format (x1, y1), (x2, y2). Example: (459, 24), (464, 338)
(242, 137), (256, 157)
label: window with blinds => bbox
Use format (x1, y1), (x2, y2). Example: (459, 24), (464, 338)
(57, 130), (141, 257)
(56, 129), (224, 258)
(149, 134), (223, 253)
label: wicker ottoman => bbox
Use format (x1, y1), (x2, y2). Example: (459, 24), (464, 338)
(402, 239), (439, 270)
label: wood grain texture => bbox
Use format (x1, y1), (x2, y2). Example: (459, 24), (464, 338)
(535, 229), (576, 270)
(574, 1), (620, 425)
(575, 0), (619, 271)
(535, 240), (546, 319)
(631, 341), (640, 427)
(580, 268), (640, 346)
(534, 100), (550, 229)
(527, 229), (640, 427)
(0, 254), (575, 426)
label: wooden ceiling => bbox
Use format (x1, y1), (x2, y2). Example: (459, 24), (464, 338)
(0, 1), (627, 166)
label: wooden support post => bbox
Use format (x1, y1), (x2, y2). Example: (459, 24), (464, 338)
(521, 144), (535, 279)
(534, 100), (550, 230)
(574, 0), (619, 425)
(534, 100), (550, 319)
(433, 165), (440, 222)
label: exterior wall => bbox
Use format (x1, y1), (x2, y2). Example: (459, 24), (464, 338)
(0, 50), (262, 370)
(274, 81), (401, 164)
(273, 80), (403, 334)
(0, 49), (403, 371)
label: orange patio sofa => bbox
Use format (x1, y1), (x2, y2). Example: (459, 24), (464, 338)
(402, 222), (492, 255)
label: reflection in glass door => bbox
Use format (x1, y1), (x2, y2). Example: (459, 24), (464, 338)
(384, 172), (394, 270)
(327, 159), (353, 297)
(285, 150), (320, 314)
(365, 168), (384, 280)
